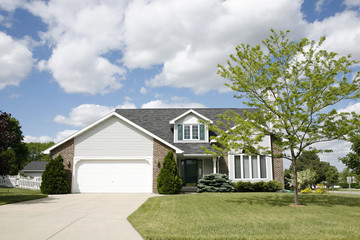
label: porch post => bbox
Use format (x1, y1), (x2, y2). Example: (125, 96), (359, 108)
(212, 157), (217, 174)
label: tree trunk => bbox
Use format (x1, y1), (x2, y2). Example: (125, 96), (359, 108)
(292, 158), (300, 205)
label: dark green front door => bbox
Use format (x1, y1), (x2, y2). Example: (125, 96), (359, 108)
(184, 159), (198, 186)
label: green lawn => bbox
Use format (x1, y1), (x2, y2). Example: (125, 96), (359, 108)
(0, 187), (47, 205)
(128, 193), (360, 240)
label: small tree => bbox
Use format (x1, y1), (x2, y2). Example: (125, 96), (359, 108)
(325, 166), (339, 189)
(40, 155), (70, 194)
(157, 151), (182, 194)
(207, 29), (360, 205)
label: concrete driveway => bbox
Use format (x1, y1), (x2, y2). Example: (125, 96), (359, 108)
(0, 193), (153, 240)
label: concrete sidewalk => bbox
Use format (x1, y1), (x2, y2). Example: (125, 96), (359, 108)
(0, 194), (153, 240)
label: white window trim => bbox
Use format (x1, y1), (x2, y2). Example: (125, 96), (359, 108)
(174, 123), (208, 143)
(233, 154), (268, 180)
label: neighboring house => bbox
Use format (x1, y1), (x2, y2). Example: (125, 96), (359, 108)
(44, 108), (283, 193)
(21, 161), (48, 178)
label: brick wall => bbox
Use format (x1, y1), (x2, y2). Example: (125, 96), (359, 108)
(271, 136), (284, 187)
(50, 139), (74, 191)
(153, 139), (174, 193)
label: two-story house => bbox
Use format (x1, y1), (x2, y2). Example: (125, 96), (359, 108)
(44, 108), (283, 193)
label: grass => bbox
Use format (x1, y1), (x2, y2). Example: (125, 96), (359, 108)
(128, 192), (360, 240)
(0, 187), (47, 205)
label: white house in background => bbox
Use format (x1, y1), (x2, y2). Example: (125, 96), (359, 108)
(44, 108), (284, 193)
(21, 161), (48, 178)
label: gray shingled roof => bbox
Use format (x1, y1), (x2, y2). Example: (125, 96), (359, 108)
(115, 108), (255, 154)
(23, 161), (48, 171)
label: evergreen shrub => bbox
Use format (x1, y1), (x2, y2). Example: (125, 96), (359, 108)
(40, 155), (70, 194)
(197, 174), (234, 193)
(157, 151), (182, 194)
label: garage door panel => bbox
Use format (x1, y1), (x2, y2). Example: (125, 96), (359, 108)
(75, 160), (152, 193)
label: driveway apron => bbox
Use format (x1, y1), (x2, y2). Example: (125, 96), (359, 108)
(0, 194), (153, 240)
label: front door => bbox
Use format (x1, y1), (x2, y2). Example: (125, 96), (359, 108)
(184, 159), (198, 186)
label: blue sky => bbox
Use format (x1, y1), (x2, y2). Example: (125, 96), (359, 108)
(1, 0), (360, 170)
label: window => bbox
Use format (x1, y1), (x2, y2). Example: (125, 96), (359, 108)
(234, 155), (267, 179)
(177, 124), (205, 141)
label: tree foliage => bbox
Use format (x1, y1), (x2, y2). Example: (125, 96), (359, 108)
(40, 155), (70, 194)
(208, 29), (360, 205)
(26, 142), (55, 163)
(0, 111), (28, 175)
(157, 151), (183, 194)
(340, 135), (360, 175)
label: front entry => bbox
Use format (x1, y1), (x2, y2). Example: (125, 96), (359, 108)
(181, 159), (202, 186)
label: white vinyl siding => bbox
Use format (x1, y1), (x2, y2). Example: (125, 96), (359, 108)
(74, 116), (153, 158)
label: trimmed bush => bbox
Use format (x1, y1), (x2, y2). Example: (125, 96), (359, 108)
(339, 182), (360, 189)
(157, 151), (182, 194)
(234, 180), (282, 192)
(197, 174), (234, 193)
(234, 181), (254, 192)
(40, 155), (70, 194)
(300, 187), (312, 194)
(315, 184), (329, 194)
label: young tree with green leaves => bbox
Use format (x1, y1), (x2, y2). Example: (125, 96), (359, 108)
(157, 151), (183, 194)
(207, 29), (360, 205)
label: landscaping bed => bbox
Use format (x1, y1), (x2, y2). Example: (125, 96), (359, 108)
(0, 187), (47, 205)
(128, 192), (360, 240)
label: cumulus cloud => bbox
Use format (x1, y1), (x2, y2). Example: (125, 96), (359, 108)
(307, 10), (360, 60)
(26, 0), (128, 95)
(0, 32), (33, 90)
(124, 0), (306, 93)
(24, 135), (53, 143)
(141, 99), (206, 108)
(54, 104), (116, 127)
(24, 129), (78, 143)
(338, 102), (360, 114)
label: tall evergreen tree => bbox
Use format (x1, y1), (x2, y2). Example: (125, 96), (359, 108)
(40, 155), (70, 194)
(157, 151), (182, 194)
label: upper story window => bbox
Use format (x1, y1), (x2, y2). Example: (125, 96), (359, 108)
(178, 124), (205, 141)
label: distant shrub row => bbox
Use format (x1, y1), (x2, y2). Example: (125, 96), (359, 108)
(233, 180), (282, 192)
(339, 182), (360, 189)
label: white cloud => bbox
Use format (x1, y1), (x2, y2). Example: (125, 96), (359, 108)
(338, 102), (360, 114)
(24, 135), (53, 143)
(140, 87), (147, 95)
(141, 99), (206, 108)
(344, 0), (360, 8)
(315, 0), (326, 13)
(0, 0), (24, 11)
(54, 104), (116, 127)
(26, 0), (128, 95)
(307, 10), (360, 60)
(54, 129), (78, 143)
(0, 32), (33, 90)
(53, 102), (136, 127)
(124, 0), (306, 93)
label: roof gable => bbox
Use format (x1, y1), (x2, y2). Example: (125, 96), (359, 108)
(169, 109), (213, 124)
(44, 111), (183, 154)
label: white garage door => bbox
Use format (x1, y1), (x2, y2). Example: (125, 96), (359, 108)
(75, 160), (152, 193)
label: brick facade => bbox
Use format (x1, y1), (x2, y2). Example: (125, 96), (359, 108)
(271, 136), (284, 187)
(153, 139), (175, 193)
(50, 139), (74, 191)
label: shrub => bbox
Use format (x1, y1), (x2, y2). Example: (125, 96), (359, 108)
(234, 181), (254, 192)
(234, 180), (282, 192)
(300, 187), (312, 194)
(339, 182), (360, 189)
(197, 174), (234, 193)
(40, 155), (70, 194)
(157, 151), (182, 194)
(264, 180), (283, 192)
(315, 184), (329, 194)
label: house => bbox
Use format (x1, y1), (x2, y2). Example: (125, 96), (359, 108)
(44, 108), (283, 193)
(21, 161), (48, 178)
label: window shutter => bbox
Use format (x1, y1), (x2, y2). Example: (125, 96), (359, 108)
(178, 124), (183, 140)
(200, 125), (205, 140)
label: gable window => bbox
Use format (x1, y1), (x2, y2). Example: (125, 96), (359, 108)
(178, 124), (205, 141)
(234, 155), (267, 179)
